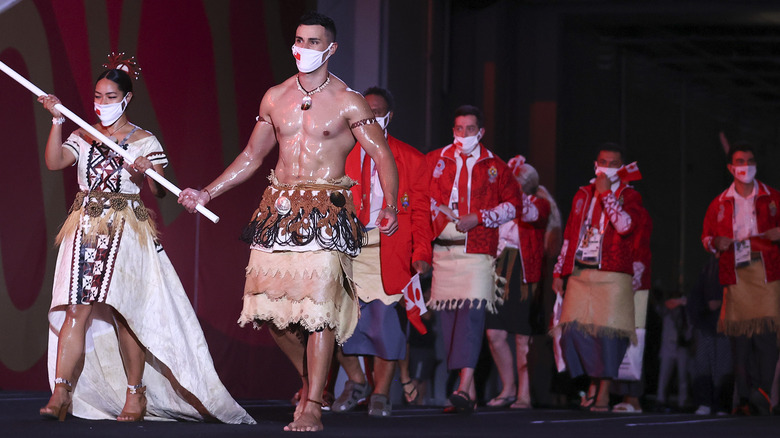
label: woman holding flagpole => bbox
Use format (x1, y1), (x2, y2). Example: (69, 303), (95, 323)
(36, 53), (253, 424)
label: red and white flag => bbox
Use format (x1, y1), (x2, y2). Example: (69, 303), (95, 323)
(507, 155), (526, 178)
(402, 274), (428, 335)
(430, 199), (455, 238)
(403, 274), (427, 314)
(617, 161), (642, 182)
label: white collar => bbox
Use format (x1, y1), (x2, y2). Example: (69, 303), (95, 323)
(726, 181), (757, 200)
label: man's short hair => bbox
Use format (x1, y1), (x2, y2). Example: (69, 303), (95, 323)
(454, 105), (483, 128)
(596, 142), (626, 161)
(299, 11), (337, 41)
(727, 142), (755, 164)
(363, 86), (395, 112)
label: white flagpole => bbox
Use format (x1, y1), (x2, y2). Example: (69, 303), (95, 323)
(0, 60), (219, 223)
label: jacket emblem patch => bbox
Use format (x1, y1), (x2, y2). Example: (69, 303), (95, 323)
(488, 166), (498, 183)
(433, 159), (445, 178)
(575, 198), (584, 215)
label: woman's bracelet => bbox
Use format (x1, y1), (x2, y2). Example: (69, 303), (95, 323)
(52, 116), (66, 125)
(385, 204), (399, 214)
(204, 188), (212, 202)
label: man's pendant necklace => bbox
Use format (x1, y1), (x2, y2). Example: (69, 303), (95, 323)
(296, 74), (330, 110)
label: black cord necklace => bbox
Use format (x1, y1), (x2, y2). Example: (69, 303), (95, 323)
(296, 74), (330, 110)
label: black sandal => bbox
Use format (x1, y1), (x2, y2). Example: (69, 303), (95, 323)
(449, 390), (476, 413)
(401, 380), (419, 404)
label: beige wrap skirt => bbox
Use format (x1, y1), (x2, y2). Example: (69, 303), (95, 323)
(556, 267), (636, 343)
(720, 259), (780, 337)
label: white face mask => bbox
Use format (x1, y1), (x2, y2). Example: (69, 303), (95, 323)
(594, 165), (619, 183)
(375, 113), (390, 130)
(94, 95), (128, 126)
(454, 132), (482, 155)
(732, 165), (757, 184)
(291, 43), (334, 73)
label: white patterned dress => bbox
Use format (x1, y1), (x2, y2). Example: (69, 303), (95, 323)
(47, 128), (255, 424)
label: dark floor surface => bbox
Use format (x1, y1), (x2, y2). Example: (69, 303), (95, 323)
(3, 391), (779, 438)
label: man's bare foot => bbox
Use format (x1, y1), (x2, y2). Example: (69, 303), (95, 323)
(285, 400), (323, 432)
(284, 410), (323, 432)
(293, 381), (310, 420)
(293, 400), (304, 421)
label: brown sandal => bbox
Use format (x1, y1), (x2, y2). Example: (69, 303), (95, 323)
(40, 378), (72, 421)
(117, 384), (147, 422)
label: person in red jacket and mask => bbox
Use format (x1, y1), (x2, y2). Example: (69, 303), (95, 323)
(552, 143), (643, 412)
(332, 87), (432, 417)
(426, 105), (522, 413)
(701, 142), (780, 415)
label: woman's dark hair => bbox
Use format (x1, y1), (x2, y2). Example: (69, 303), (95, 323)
(96, 69), (133, 96)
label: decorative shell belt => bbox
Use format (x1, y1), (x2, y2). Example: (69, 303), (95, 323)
(69, 191), (150, 221)
(56, 191), (158, 247)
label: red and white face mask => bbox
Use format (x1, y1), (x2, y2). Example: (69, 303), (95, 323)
(291, 43), (333, 73)
(732, 165), (757, 184)
(594, 164), (619, 183)
(94, 95), (128, 126)
(454, 132), (481, 155)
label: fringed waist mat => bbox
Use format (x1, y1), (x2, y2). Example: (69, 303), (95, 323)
(56, 191), (158, 247)
(429, 222), (500, 313)
(720, 260), (780, 337)
(556, 267), (636, 343)
(240, 176), (367, 257)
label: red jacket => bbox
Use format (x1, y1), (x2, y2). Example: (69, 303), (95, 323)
(426, 144), (522, 256)
(346, 135), (433, 296)
(701, 180), (780, 285)
(511, 195), (551, 284)
(555, 183), (643, 277)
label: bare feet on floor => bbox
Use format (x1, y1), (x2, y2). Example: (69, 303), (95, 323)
(284, 400), (323, 432)
(293, 400), (304, 421)
(292, 382), (310, 421)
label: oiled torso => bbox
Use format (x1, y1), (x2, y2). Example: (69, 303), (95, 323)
(268, 75), (360, 183)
